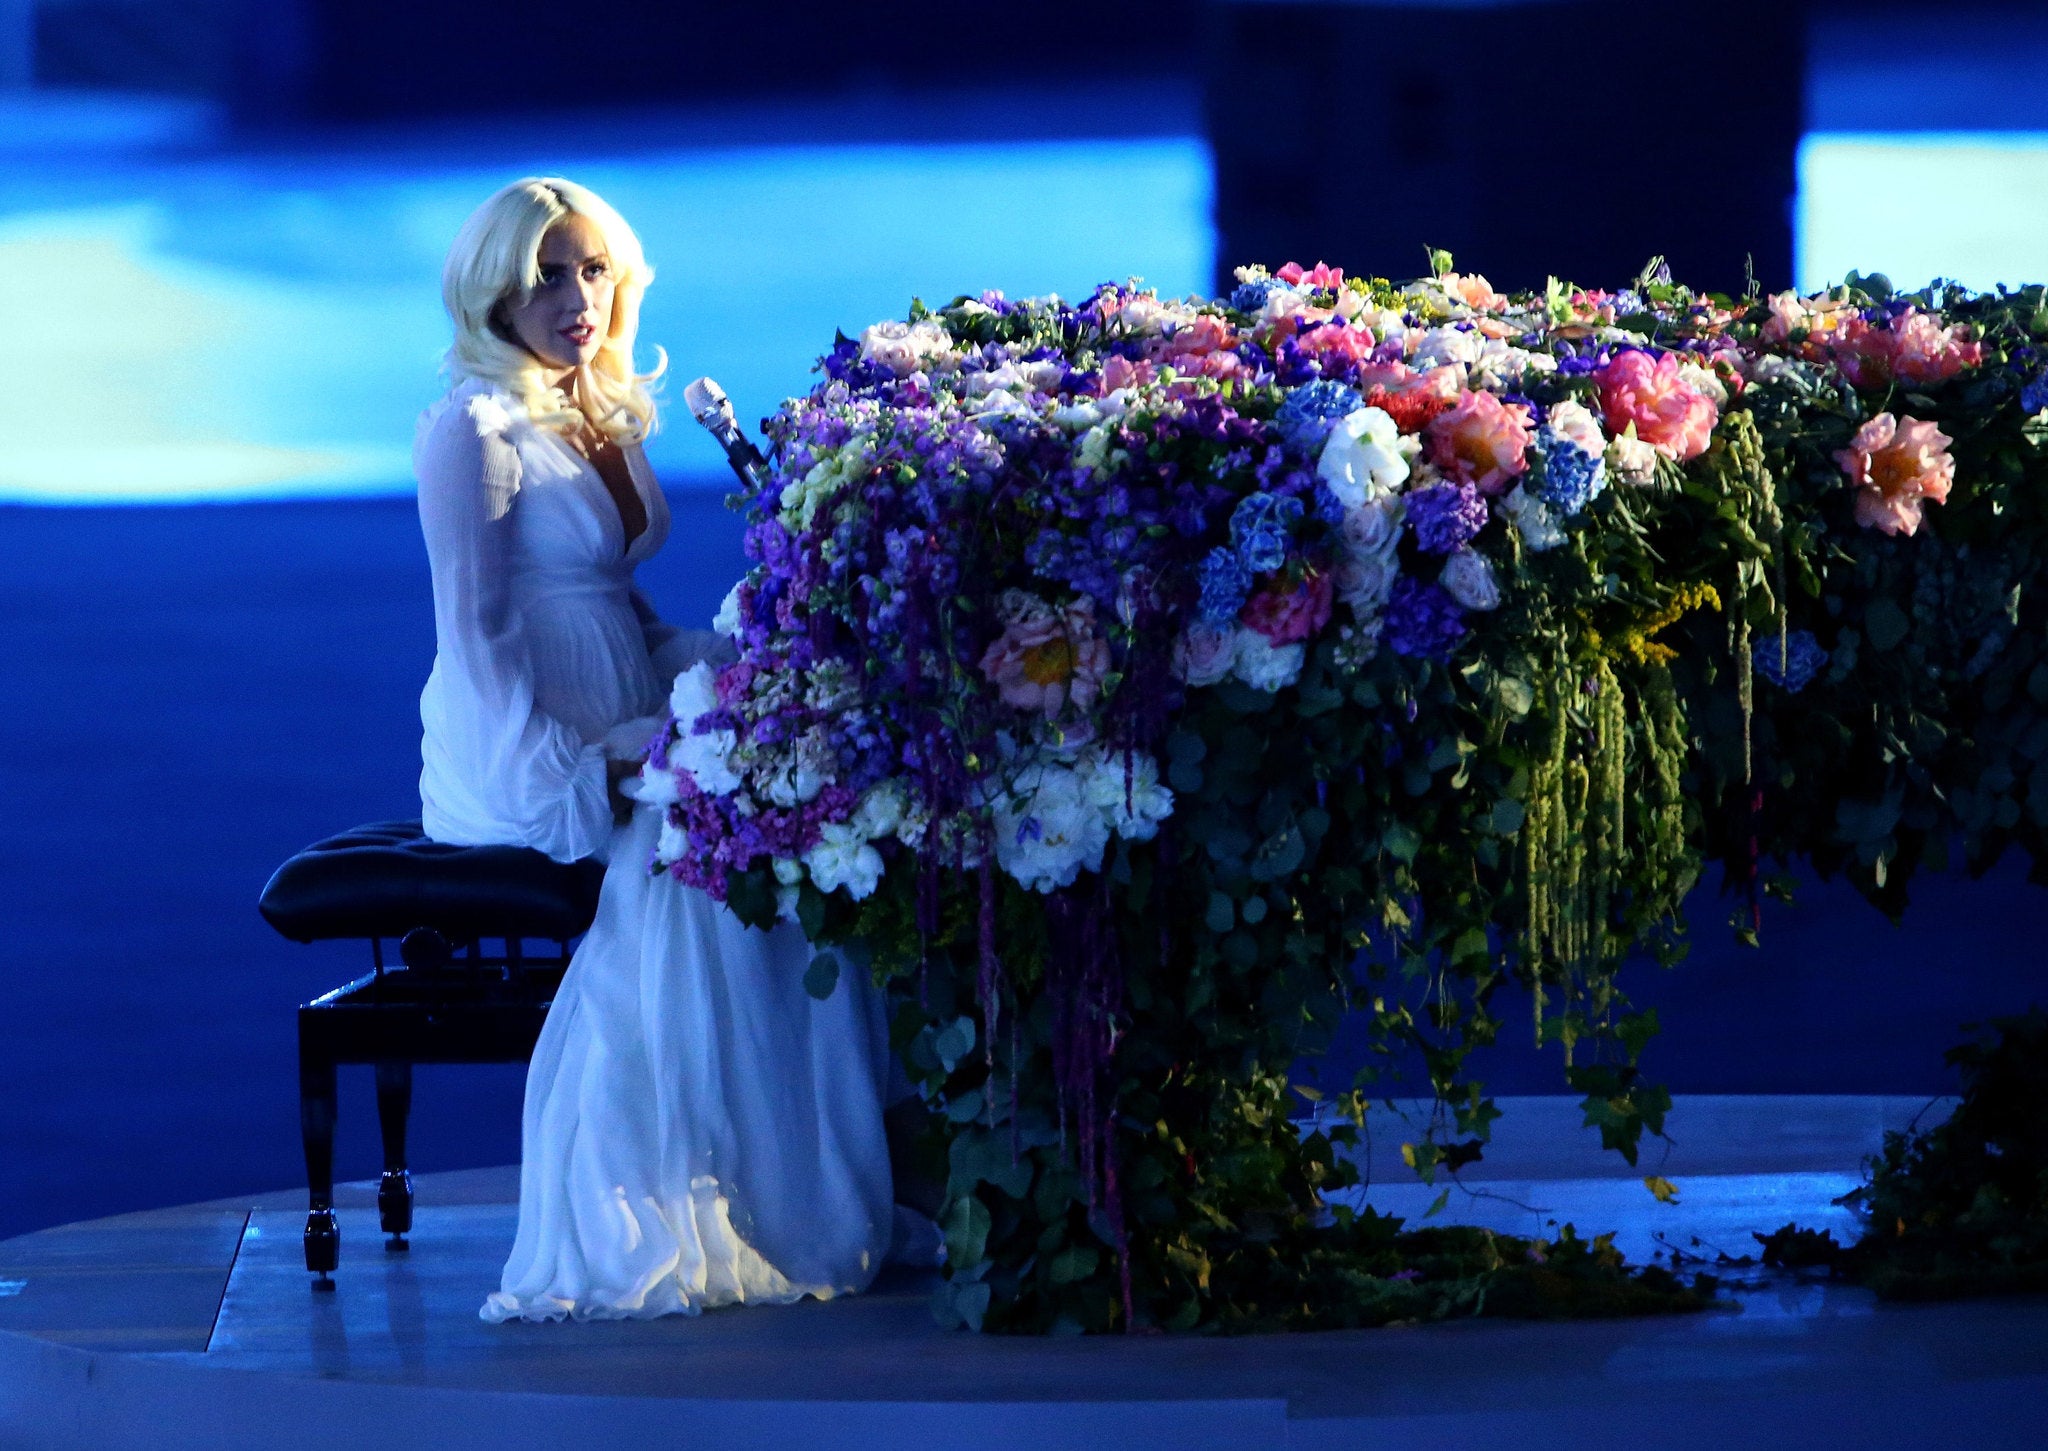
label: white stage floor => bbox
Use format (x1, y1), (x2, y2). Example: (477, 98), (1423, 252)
(2, 1098), (2044, 1449)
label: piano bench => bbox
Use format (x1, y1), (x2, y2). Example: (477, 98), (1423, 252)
(259, 820), (603, 1288)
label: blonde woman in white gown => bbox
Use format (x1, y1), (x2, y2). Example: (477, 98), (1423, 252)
(414, 177), (894, 1322)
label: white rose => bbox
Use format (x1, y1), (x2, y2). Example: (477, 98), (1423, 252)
(1608, 429), (1659, 487)
(1678, 360), (1729, 406)
(1079, 748), (1175, 841)
(762, 755), (827, 808)
(712, 582), (744, 639)
(1317, 406), (1409, 506)
(1411, 325), (1482, 370)
(669, 660), (719, 725)
(673, 726), (741, 796)
(992, 760), (1111, 893)
(1498, 484), (1565, 552)
(655, 818), (688, 863)
(1233, 634), (1305, 693)
(1334, 550), (1400, 617)
(1175, 625), (1238, 687)
(853, 782), (907, 840)
(634, 763), (682, 808)
(1339, 495), (1405, 560)
(804, 821), (885, 900)
(772, 857), (804, 886)
(1545, 398), (1607, 457)
(1439, 548), (1502, 612)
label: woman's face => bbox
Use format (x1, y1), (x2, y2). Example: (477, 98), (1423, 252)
(500, 212), (616, 376)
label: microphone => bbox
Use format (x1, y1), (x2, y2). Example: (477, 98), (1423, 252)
(683, 377), (771, 492)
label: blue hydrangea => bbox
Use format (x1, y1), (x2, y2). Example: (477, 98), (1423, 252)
(1230, 277), (1288, 312)
(1198, 546), (1252, 628)
(2022, 370), (2048, 415)
(1754, 629), (1828, 693)
(1275, 379), (1363, 452)
(1229, 491), (1303, 573)
(1531, 431), (1607, 517)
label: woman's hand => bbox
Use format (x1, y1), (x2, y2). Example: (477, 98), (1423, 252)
(607, 756), (642, 826)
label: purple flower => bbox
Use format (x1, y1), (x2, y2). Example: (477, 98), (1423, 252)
(1406, 482), (1490, 554)
(1384, 577), (1468, 660)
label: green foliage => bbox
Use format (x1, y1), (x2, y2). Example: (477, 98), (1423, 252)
(1835, 1011), (2048, 1300)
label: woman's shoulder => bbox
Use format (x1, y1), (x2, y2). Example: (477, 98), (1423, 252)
(415, 377), (529, 515)
(418, 376), (531, 450)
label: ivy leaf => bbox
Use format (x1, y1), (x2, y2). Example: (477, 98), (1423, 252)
(932, 1015), (978, 1073)
(1382, 823), (1422, 862)
(1204, 891), (1235, 935)
(1048, 1245), (1100, 1284)
(1497, 676), (1535, 717)
(1490, 798), (1526, 836)
(1864, 596), (1910, 651)
(944, 1193), (992, 1268)
(1423, 1189), (1451, 1218)
(1644, 1176), (1681, 1205)
(802, 949), (841, 1001)
(1250, 820), (1306, 881)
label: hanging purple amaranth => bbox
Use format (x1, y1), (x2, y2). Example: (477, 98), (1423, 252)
(1103, 1114), (1134, 1332)
(978, 856), (1003, 1127)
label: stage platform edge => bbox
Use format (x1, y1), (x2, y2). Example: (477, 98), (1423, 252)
(2, 1096), (2044, 1451)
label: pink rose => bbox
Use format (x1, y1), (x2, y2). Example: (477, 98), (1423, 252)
(1100, 354), (1154, 393)
(1425, 389), (1533, 495)
(1241, 570), (1334, 645)
(1833, 413), (1955, 537)
(1152, 314), (1235, 363)
(1294, 320), (1375, 371)
(979, 591), (1111, 716)
(1277, 261), (1345, 289)
(1594, 350), (1718, 462)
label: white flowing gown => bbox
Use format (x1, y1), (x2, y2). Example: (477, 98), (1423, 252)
(414, 378), (895, 1322)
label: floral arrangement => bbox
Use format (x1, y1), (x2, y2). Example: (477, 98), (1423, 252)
(637, 253), (2048, 1333)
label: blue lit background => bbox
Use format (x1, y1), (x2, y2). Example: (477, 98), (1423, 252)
(5, 1), (2048, 1242)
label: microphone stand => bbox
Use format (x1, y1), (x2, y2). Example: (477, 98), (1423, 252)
(683, 377), (772, 494)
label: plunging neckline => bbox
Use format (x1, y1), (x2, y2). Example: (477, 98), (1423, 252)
(549, 426), (650, 559)
(586, 439), (647, 556)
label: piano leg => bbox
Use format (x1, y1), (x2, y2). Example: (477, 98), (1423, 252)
(298, 1040), (339, 1288)
(375, 1060), (414, 1251)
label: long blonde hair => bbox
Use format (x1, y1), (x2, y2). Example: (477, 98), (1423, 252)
(441, 177), (664, 443)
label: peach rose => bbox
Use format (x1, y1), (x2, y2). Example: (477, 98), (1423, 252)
(1882, 309), (1983, 386)
(979, 591), (1112, 716)
(1833, 413), (1955, 537)
(1438, 271), (1505, 312)
(1426, 389), (1533, 495)
(1594, 350), (1718, 462)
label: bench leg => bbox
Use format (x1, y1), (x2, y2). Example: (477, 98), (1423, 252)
(298, 1045), (339, 1289)
(375, 1061), (414, 1251)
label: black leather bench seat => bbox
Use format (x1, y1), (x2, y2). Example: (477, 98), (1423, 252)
(260, 820), (604, 945)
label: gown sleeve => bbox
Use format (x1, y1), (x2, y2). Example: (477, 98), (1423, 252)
(631, 588), (738, 683)
(415, 392), (612, 863)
